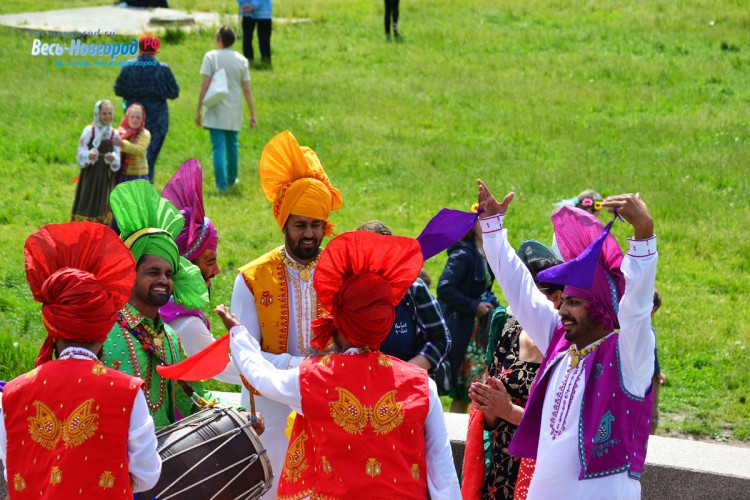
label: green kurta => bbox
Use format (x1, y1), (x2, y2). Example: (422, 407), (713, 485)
(101, 303), (214, 428)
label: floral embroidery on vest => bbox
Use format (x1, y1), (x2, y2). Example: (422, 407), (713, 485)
(377, 354), (392, 367)
(99, 470), (115, 489)
(365, 457), (382, 478)
(50, 466), (62, 485)
(283, 430), (309, 483)
(411, 464), (420, 480)
(13, 473), (27, 492)
(28, 399), (99, 450)
(329, 388), (406, 435)
(329, 388), (369, 434)
(370, 391), (405, 435)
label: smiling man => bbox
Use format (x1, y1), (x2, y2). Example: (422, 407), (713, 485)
(159, 159), (242, 385)
(101, 180), (214, 428)
(231, 130), (342, 499)
(476, 180), (657, 500)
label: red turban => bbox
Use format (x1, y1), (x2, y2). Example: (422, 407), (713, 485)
(311, 231), (423, 351)
(24, 222), (136, 365)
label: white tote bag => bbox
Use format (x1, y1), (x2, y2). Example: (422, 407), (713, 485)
(203, 67), (229, 108)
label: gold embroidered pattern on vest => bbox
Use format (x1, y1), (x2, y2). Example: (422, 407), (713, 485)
(13, 473), (27, 492)
(329, 388), (405, 435)
(283, 430), (309, 483)
(411, 464), (420, 480)
(28, 401), (63, 450)
(329, 388), (369, 434)
(377, 354), (392, 367)
(318, 355), (331, 366)
(370, 391), (405, 435)
(62, 399), (99, 448)
(91, 364), (108, 376)
(365, 458), (382, 478)
(50, 466), (62, 485)
(28, 399), (99, 450)
(321, 455), (333, 475)
(24, 367), (41, 381)
(99, 470), (115, 490)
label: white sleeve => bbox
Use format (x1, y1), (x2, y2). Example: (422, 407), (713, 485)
(108, 129), (121, 171)
(0, 394), (6, 482)
(171, 316), (243, 385)
(481, 215), (560, 352)
(128, 390), (161, 492)
(424, 379), (461, 499)
(76, 126), (93, 168)
(231, 273), (306, 369)
(229, 325), (303, 414)
(617, 237), (658, 396)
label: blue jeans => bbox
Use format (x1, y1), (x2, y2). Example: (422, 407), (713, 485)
(208, 128), (239, 192)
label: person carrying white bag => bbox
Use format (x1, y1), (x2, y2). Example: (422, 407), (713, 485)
(196, 25), (257, 193)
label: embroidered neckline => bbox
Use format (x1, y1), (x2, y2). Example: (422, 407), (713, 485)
(279, 246), (322, 282)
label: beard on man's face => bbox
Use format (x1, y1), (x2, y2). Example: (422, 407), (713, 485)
(287, 233), (321, 261)
(147, 287), (171, 307)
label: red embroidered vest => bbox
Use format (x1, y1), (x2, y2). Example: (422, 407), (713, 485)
(3, 359), (143, 499)
(277, 352), (430, 500)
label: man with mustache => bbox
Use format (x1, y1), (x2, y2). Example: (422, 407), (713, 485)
(101, 180), (215, 428)
(159, 159), (242, 385)
(474, 180), (657, 500)
(230, 130), (342, 499)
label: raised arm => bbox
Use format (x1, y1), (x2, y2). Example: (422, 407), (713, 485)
(477, 179), (560, 352)
(603, 193), (657, 396)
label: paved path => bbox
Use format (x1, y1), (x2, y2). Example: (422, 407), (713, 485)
(0, 6), (220, 36)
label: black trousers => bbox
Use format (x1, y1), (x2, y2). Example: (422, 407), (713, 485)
(384, 0), (400, 34)
(242, 17), (272, 62)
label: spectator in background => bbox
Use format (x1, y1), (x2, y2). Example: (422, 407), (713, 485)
(555, 189), (604, 215)
(114, 32), (179, 183)
(384, 0), (401, 41)
(238, 0), (273, 68)
(196, 25), (257, 193)
(358, 220), (452, 372)
(113, 103), (151, 183)
(437, 212), (499, 413)
(72, 99), (120, 225)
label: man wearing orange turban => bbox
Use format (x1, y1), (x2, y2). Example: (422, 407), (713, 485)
(221, 231), (460, 499)
(230, 130), (342, 498)
(0, 223), (160, 498)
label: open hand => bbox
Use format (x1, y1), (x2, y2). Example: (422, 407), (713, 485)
(215, 304), (241, 332)
(477, 179), (514, 218)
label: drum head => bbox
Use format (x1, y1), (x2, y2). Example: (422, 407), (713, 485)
(137, 407), (272, 500)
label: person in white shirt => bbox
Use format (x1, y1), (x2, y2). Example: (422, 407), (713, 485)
(472, 180), (657, 500)
(222, 231), (460, 499)
(0, 222), (160, 497)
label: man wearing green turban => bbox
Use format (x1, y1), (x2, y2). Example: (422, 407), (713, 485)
(101, 180), (214, 427)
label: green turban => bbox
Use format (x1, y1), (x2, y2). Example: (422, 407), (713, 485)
(110, 180), (208, 310)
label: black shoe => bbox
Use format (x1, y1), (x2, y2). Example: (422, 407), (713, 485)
(392, 22), (400, 38)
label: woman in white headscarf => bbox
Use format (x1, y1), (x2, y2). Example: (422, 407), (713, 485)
(71, 99), (122, 224)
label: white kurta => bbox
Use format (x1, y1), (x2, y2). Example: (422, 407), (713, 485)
(230, 259), (317, 500)
(229, 325), (462, 499)
(0, 348), (161, 492)
(169, 315), (243, 385)
(480, 214), (657, 500)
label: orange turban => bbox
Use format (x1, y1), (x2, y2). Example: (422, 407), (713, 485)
(311, 231), (423, 351)
(24, 223), (136, 365)
(259, 130), (342, 235)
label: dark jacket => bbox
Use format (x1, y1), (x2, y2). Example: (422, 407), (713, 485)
(437, 239), (492, 387)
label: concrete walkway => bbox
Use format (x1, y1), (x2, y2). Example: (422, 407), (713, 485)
(0, 6), (221, 36)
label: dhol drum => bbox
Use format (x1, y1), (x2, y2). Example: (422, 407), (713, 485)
(137, 407), (272, 500)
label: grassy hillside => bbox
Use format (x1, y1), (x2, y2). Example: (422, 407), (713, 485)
(0, 0), (748, 441)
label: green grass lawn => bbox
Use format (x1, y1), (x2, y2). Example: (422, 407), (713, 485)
(0, 0), (748, 441)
